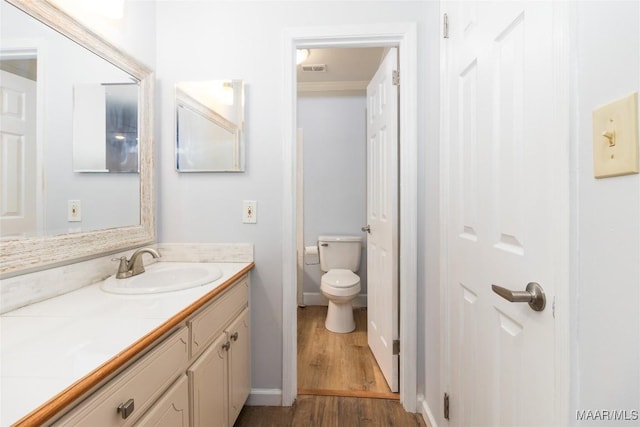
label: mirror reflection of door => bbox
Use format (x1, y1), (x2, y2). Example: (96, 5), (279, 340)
(0, 58), (38, 238)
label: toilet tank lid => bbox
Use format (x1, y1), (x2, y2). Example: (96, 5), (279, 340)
(318, 235), (362, 243)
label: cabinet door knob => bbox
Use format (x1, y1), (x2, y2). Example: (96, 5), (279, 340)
(230, 332), (239, 342)
(222, 341), (231, 351)
(117, 398), (135, 419)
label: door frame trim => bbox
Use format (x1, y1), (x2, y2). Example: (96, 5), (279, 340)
(439, 1), (571, 424)
(282, 22), (418, 412)
(550, 3), (572, 423)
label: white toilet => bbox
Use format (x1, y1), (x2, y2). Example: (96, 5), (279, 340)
(318, 235), (362, 333)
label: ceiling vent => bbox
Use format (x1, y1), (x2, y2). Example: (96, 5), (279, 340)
(301, 64), (327, 72)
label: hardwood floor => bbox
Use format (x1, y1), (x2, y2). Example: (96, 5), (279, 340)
(234, 307), (423, 426)
(234, 395), (426, 427)
(297, 306), (396, 398)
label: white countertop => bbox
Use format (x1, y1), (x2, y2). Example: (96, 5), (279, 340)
(0, 262), (251, 427)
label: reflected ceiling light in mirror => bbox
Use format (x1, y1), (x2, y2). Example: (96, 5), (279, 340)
(202, 81), (234, 106)
(49, 0), (125, 20)
(296, 49), (309, 65)
(221, 81), (234, 106)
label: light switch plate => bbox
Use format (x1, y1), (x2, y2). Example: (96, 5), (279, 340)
(592, 92), (639, 178)
(68, 200), (82, 222)
(242, 200), (257, 224)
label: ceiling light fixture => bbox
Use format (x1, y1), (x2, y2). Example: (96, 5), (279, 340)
(296, 49), (309, 65)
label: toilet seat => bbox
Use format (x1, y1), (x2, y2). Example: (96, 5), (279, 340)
(321, 269), (360, 297)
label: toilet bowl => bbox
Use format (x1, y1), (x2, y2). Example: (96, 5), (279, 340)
(317, 235), (362, 333)
(321, 269), (361, 333)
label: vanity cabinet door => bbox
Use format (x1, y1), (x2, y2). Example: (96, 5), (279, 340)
(134, 375), (189, 427)
(188, 332), (229, 427)
(227, 308), (250, 426)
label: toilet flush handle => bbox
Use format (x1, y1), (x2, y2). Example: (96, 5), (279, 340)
(361, 225), (371, 233)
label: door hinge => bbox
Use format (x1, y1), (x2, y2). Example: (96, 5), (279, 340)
(443, 13), (449, 39)
(392, 70), (400, 86)
(392, 339), (400, 355)
(444, 393), (450, 420)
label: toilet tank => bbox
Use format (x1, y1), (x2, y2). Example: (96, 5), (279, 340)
(318, 235), (362, 272)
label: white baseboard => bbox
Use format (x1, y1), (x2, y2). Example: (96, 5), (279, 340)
(419, 395), (438, 427)
(246, 388), (283, 406)
(302, 292), (367, 307)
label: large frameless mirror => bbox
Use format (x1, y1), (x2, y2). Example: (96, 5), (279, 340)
(175, 80), (245, 172)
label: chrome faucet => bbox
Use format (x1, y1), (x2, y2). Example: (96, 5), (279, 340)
(114, 247), (160, 279)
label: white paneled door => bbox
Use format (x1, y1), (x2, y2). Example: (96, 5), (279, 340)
(444, 1), (567, 425)
(366, 47), (398, 393)
(0, 69), (37, 237)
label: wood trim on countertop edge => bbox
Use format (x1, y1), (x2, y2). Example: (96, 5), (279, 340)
(12, 262), (255, 427)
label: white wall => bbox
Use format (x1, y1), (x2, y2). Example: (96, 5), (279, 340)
(155, 0), (437, 402)
(298, 95), (368, 299)
(573, 1), (640, 424)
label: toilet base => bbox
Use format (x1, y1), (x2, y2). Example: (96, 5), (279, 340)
(325, 300), (356, 333)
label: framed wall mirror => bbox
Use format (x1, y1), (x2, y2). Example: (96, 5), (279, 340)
(0, 0), (154, 276)
(175, 80), (245, 172)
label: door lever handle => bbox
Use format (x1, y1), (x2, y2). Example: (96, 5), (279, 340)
(491, 282), (546, 312)
(361, 225), (371, 233)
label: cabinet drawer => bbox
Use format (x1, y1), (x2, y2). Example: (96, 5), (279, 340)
(54, 327), (189, 427)
(189, 277), (248, 358)
(133, 375), (189, 427)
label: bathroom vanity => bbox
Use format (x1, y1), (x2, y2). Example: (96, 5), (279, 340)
(0, 261), (254, 427)
(0, 2), (254, 425)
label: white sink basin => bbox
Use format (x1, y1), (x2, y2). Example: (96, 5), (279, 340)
(100, 262), (223, 295)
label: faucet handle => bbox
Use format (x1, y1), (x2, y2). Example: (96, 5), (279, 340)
(112, 256), (131, 278)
